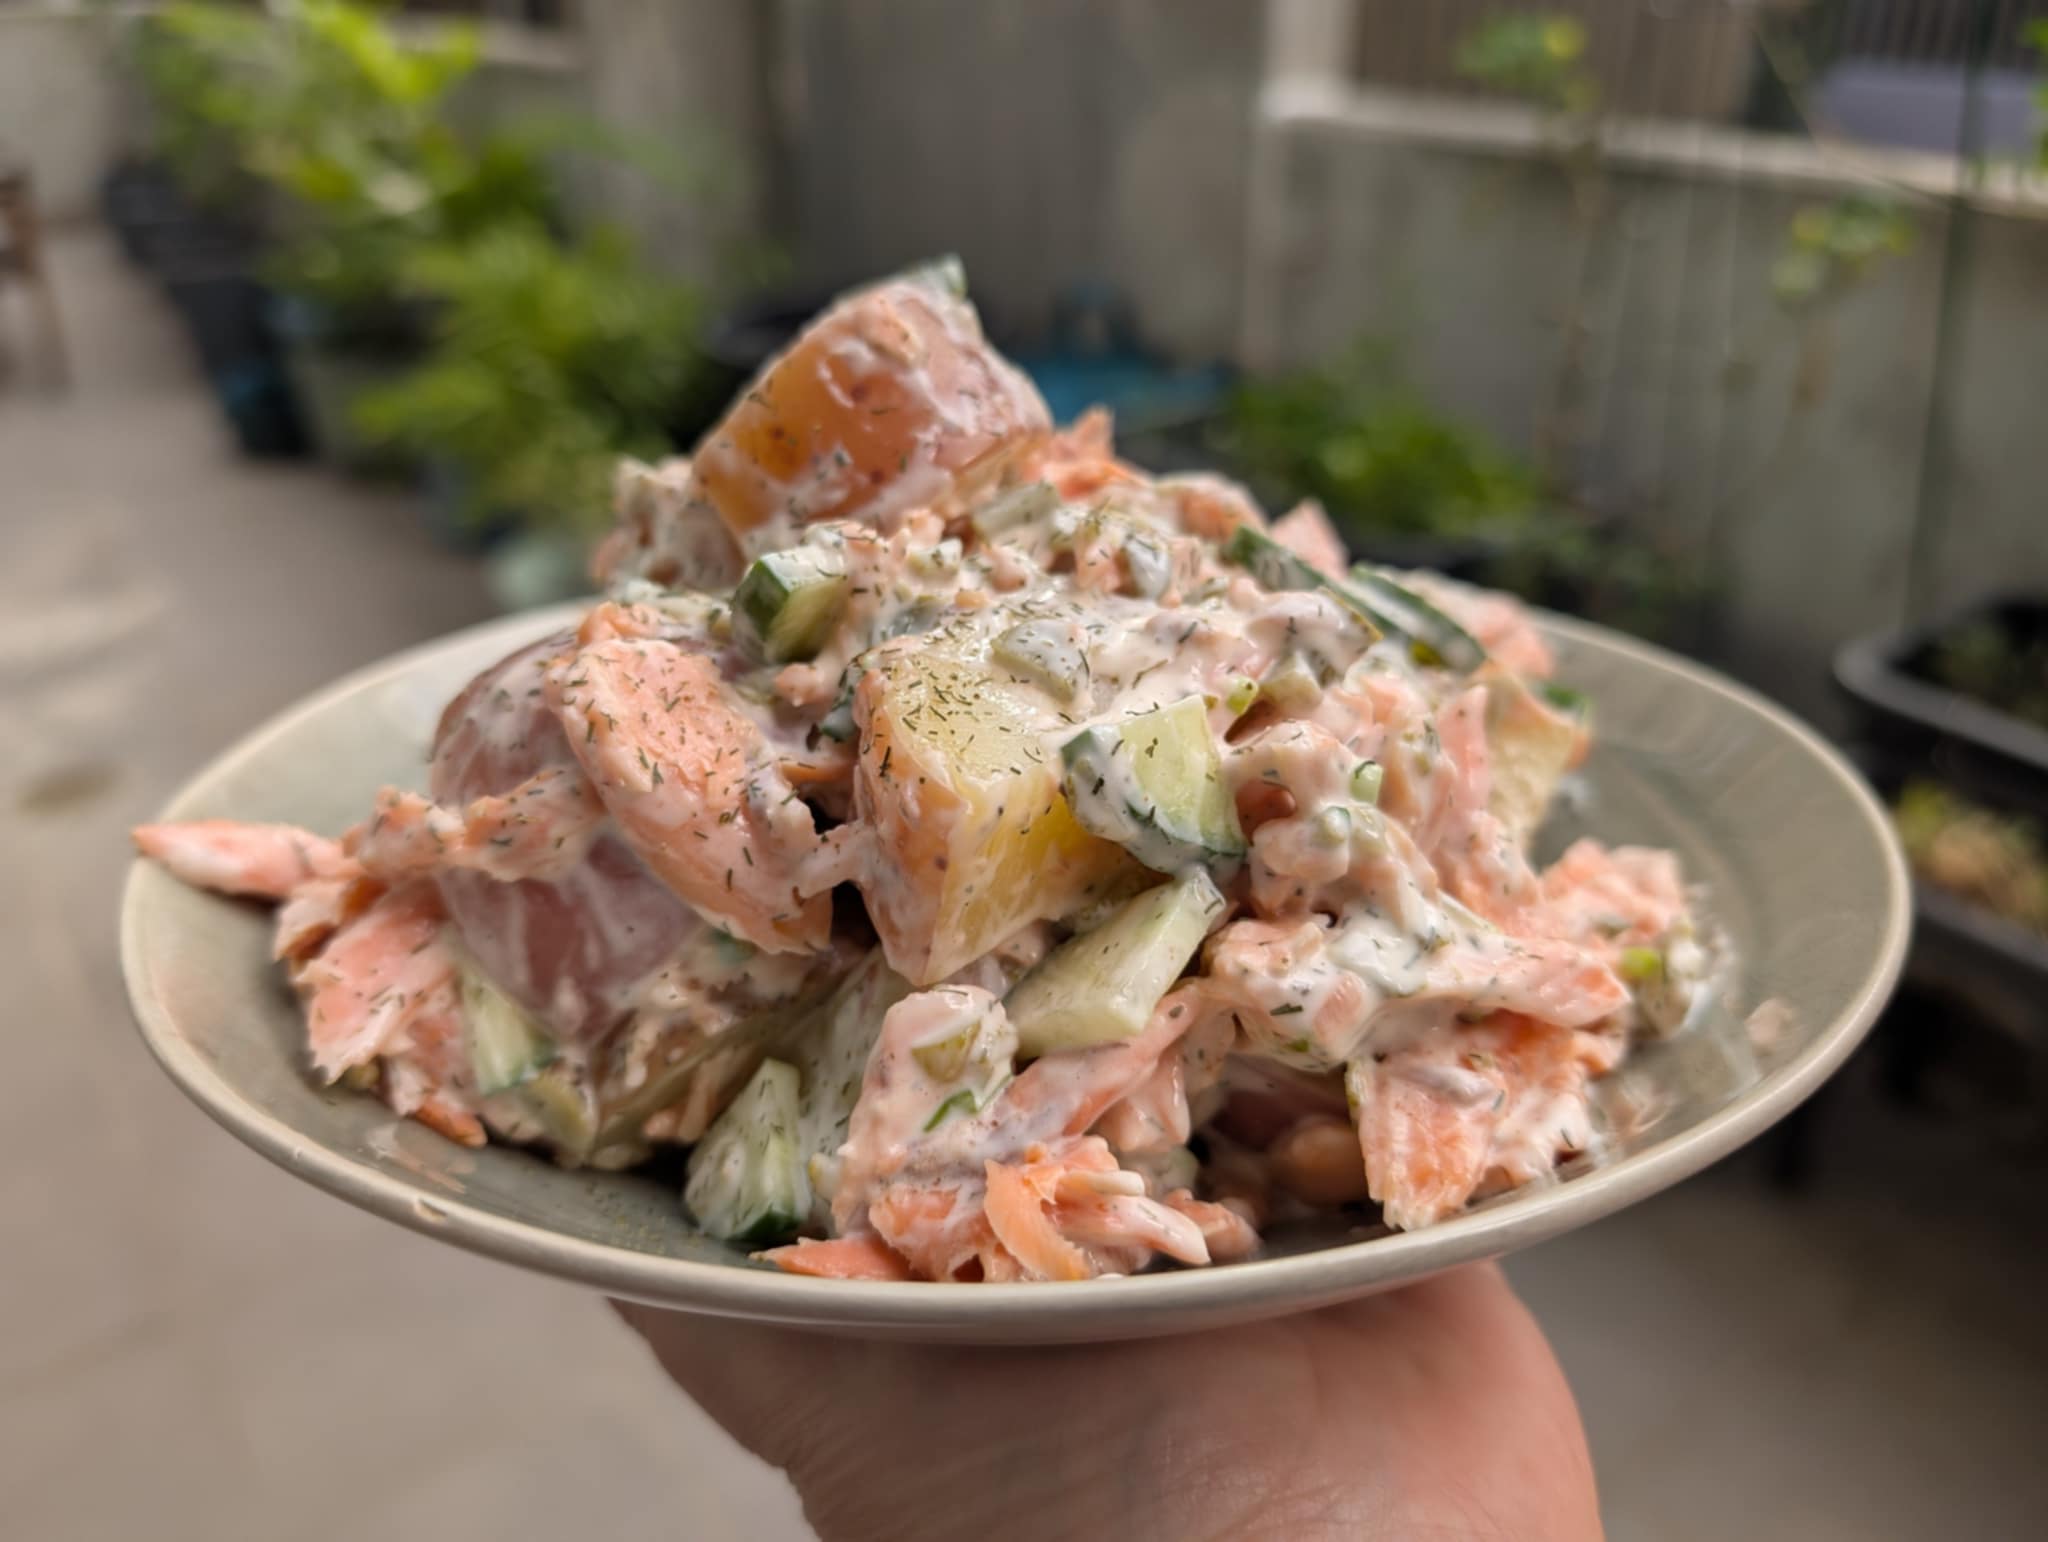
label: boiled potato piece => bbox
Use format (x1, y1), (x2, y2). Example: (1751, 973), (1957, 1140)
(853, 643), (1136, 985)
(1486, 676), (1589, 844)
(688, 264), (1049, 556)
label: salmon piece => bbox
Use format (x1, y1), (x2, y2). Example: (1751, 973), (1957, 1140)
(1348, 1045), (1502, 1232)
(1012, 411), (1145, 504)
(350, 769), (607, 886)
(545, 636), (831, 954)
(1158, 473), (1266, 542)
(1396, 572), (1556, 679)
(430, 630), (700, 1042)
(590, 455), (746, 592)
(1049, 1179), (1210, 1269)
(685, 268), (1049, 554)
(990, 986), (1215, 1148)
(1538, 839), (1690, 952)
(1349, 1014), (1607, 1230)
(379, 981), (486, 1147)
(983, 1154), (1096, 1282)
(1162, 1191), (1261, 1262)
(867, 1178), (1016, 1283)
(759, 1234), (915, 1281)
(272, 874), (370, 963)
(408, 1097), (487, 1148)
(1270, 499), (1349, 579)
(296, 883), (457, 1080)
(1093, 1053), (1189, 1154)
(133, 820), (357, 900)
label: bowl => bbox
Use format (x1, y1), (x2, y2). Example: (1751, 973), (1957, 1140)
(121, 606), (1910, 1343)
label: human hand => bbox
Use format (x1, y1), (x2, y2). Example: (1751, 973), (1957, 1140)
(615, 1262), (1601, 1541)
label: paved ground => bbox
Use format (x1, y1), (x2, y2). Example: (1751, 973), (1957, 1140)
(3, 232), (2043, 1541)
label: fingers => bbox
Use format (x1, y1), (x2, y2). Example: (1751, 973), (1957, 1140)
(610, 1263), (1603, 1542)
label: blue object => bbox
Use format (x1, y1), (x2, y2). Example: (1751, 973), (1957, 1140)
(1010, 281), (1232, 429)
(1816, 61), (2041, 156)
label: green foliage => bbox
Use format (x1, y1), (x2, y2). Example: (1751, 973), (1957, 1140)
(139, 1), (717, 535)
(1221, 343), (1537, 538)
(355, 222), (702, 535)
(1925, 618), (2048, 733)
(1771, 193), (1915, 313)
(1454, 14), (1598, 117)
(140, 2), (552, 323)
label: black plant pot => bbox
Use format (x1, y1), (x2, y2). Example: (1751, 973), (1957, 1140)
(1838, 595), (2048, 819)
(100, 159), (193, 267)
(159, 248), (307, 460)
(269, 296), (424, 477)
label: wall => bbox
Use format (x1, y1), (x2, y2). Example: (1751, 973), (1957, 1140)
(0, 10), (128, 222)
(0, 8), (584, 225)
(573, 0), (780, 288)
(1243, 83), (2048, 719)
(775, 0), (1263, 358)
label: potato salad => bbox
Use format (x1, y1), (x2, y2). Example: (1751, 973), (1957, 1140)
(135, 263), (1707, 1282)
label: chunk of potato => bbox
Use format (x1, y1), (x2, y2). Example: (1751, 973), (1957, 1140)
(853, 645), (1136, 984)
(687, 267), (1049, 556)
(1485, 676), (1589, 844)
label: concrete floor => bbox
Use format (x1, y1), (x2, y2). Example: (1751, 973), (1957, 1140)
(4, 232), (2043, 1541)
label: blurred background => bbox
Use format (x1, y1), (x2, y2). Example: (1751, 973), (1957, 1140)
(3, 1), (2045, 1537)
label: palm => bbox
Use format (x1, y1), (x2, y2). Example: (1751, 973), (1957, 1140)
(619, 1264), (1601, 1541)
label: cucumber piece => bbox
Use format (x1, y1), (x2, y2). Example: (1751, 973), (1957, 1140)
(1220, 526), (1487, 671)
(735, 548), (850, 663)
(458, 960), (557, 1095)
(972, 480), (1059, 540)
(1061, 696), (1245, 872)
(595, 981), (837, 1150)
(1004, 870), (1227, 1054)
(517, 1064), (599, 1159)
(1220, 525), (1379, 643)
(993, 618), (1087, 701)
(788, 953), (913, 1224)
(1347, 565), (1488, 672)
(684, 1058), (807, 1245)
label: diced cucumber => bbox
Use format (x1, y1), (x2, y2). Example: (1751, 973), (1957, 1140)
(735, 548), (850, 663)
(595, 982), (837, 1150)
(972, 480), (1059, 540)
(993, 618), (1087, 701)
(1257, 652), (1325, 713)
(1061, 696), (1245, 872)
(902, 990), (1017, 1130)
(901, 253), (967, 298)
(1351, 759), (1385, 805)
(1540, 682), (1590, 716)
(509, 1064), (593, 1163)
(788, 953), (912, 1224)
(1004, 870), (1227, 1054)
(1347, 565), (1488, 672)
(459, 961), (557, 1095)
(1220, 525), (1380, 643)
(684, 1059), (807, 1246)
(1218, 526), (1485, 672)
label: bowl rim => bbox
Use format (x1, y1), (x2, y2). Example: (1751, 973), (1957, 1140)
(121, 604), (1912, 1336)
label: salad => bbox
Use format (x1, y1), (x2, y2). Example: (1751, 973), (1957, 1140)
(134, 263), (1708, 1283)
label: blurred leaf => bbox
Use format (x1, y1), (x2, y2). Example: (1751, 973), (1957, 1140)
(1772, 192), (1914, 315)
(1455, 14), (1598, 116)
(359, 221), (704, 535)
(1222, 340), (1539, 538)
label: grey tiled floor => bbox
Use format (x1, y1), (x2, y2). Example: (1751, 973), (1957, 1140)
(5, 233), (2043, 1542)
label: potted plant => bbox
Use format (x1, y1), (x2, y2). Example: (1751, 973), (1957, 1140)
(355, 218), (707, 607)
(138, 1), (556, 473)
